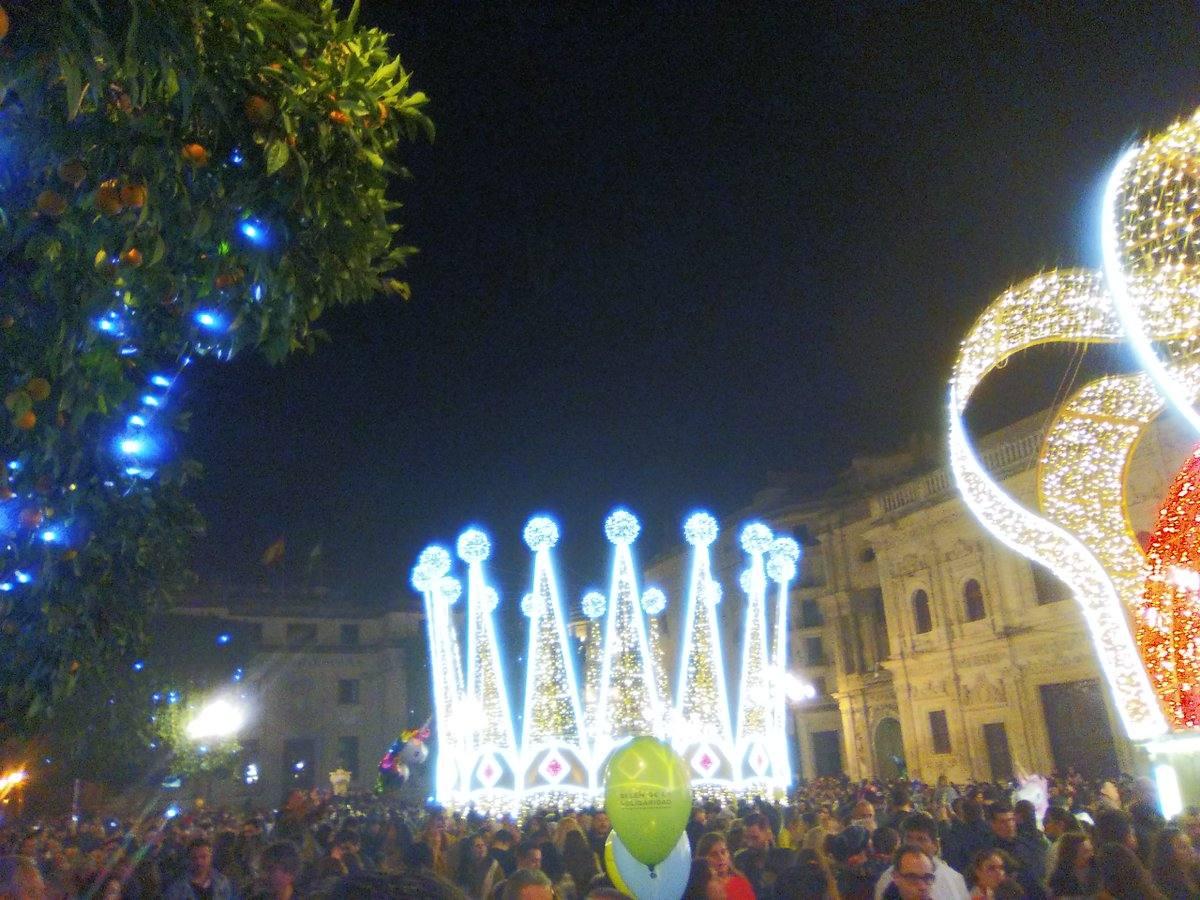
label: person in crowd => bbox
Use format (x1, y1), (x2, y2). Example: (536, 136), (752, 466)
(870, 827), (900, 882)
(944, 799), (993, 875)
(965, 849), (1006, 900)
(851, 800), (880, 834)
(1129, 798), (1166, 867)
(0, 855), (44, 899)
(500, 867), (553, 900)
(489, 829), (518, 878)
(884, 787), (916, 832)
(247, 840), (301, 900)
(778, 807), (807, 851)
(696, 832), (755, 899)
(423, 810), (458, 881)
(1045, 832), (1097, 899)
(687, 806), (709, 850)
(1148, 825), (1199, 900)
(829, 824), (874, 899)
(874, 813), (969, 900)
(561, 828), (599, 899)
(683, 858), (714, 899)
(1091, 808), (1136, 854)
(934, 777), (961, 809)
(984, 801), (1046, 900)
(1094, 841), (1166, 899)
(734, 811), (775, 896)
(587, 812), (610, 861)
(1040, 807), (1078, 878)
(775, 848), (838, 900)
(456, 832), (503, 900)
(164, 837), (235, 900)
(489, 840), (544, 900)
(887, 844), (937, 900)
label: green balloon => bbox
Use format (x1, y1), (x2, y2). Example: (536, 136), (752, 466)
(604, 736), (692, 866)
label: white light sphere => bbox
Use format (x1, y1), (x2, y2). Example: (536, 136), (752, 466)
(482, 586), (499, 613)
(457, 528), (491, 563)
(740, 522), (773, 555)
(604, 509), (641, 545)
(410, 564), (434, 593)
(582, 590), (607, 619)
(739, 569), (755, 594)
(523, 516), (560, 550)
(703, 580), (723, 607)
(438, 577), (463, 605)
(769, 536), (801, 563)
(418, 545), (453, 577)
(766, 556), (796, 584)
(521, 592), (544, 618)
(684, 512), (718, 547)
(641, 587), (667, 616)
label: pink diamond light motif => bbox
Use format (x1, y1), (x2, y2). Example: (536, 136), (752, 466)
(537, 749), (569, 784)
(476, 754), (502, 788)
(691, 744), (719, 778)
(748, 742), (770, 776)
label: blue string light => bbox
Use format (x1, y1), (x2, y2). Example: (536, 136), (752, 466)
(238, 219), (268, 245)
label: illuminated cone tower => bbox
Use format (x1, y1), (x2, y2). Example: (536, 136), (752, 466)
(519, 517), (591, 808)
(593, 509), (664, 778)
(673, 512), (736, 796)
(767, 536), (801, 789)
(459, 528), (519, 814)
(736, 522), (776, 789)
(412, 546), (466, 802)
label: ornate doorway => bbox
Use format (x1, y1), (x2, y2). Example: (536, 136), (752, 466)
(873, 717), (905, 779)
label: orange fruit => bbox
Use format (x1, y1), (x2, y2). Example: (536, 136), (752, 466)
(0, 7), (9, 42)
(329, 110), (350, 126)
(181, 143), (209, 166)
(119, 247), (142, 268)
(1, 315), (14, 330)
(57, 159), (87, 188)
(95, 179), (123, 216)
(25, 377), (50, 401)
(377, 101), (389, 122)
(245, 95), (275, 126)
(14, 410), (35, 430)
(0, 485), (12, 502)
(119, 183), (146, 209)
(35, 189), (67, 217)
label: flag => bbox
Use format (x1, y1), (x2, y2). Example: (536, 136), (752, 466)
(261, 537), (285, 567)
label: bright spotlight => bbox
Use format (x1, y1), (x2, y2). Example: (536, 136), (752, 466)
(185, 698), (247, 740)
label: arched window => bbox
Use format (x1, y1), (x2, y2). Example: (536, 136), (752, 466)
(912, 589), (932, 634)
(963, 578), (986, 622)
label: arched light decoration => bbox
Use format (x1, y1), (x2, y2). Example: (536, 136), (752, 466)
(942, 107), (1200, 745)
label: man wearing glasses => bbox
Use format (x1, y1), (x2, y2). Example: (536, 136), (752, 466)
(874, 813), (970, 900)
(889, 846), (936, 900)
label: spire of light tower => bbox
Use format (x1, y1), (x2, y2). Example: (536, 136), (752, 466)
(520, 517), (591, 809)
(767, 536), (801, 790)
(673, 512), (737, 795)
(736, 522), (776, 790)
(412, 546), (462, 804)
(594, 509), (663, 777)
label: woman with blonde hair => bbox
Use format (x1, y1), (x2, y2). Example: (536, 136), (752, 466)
(695, 833), (755, 899)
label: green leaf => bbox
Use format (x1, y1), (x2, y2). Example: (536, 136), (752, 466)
(360, 148), (384, 170)
(265, 140), (290, 175)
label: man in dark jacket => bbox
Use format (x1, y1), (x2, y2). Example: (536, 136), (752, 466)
(984, 801), (1047, 900)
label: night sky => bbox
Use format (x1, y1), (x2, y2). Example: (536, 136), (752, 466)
(185, 3), (1200, 602)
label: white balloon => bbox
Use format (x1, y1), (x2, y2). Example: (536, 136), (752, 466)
(401, 739), (429, 766)
(612, 830), (690, 900)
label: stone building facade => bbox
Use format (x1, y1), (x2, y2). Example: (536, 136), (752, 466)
(647, 409), (1194, 783)
(171, 589), (426, 803)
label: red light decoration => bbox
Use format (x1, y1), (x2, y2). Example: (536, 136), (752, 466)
(1140, 446), (1200, 729)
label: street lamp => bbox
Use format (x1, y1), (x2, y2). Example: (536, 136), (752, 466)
(186, 698), (246, 740)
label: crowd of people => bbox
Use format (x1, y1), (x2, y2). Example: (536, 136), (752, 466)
(0, 770), (1196, 899)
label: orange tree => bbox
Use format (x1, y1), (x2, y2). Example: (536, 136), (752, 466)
(0, 0), (430, 735)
